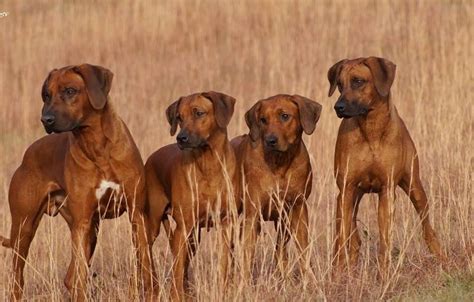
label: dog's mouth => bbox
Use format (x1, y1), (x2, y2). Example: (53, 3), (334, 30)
(177, 140), (208, 150)
(264, 144), (287, 153)
(43, 125), (55, 134)
(43, 122), (81, 134)
(336, 112), (351, 119)
(177, 143), (194, 150)
(335, 108), (369, 119)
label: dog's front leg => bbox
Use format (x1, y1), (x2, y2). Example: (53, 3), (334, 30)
(289, 200), (310, 277)
(333, 186), (358, 270)
(64, 217), (99, 295)
(170, 220), (193, 301)
(274, 218), (291, 274)
(68, 218), (95, 301)
(349, 192), (364, 266)
(219, 217), (234, 293)
(377, 188), (394, 276)
(242, 202), (260, 282)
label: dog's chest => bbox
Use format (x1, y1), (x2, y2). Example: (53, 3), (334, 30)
(92, 158), (136, 217)
(95, 179), (121, 201)
(196, 171), (232, 201)
(253, 168), (306, 211)
(247, 154), (307, 194)
(94, 178), (127, 217)
(351, 144), (403, 193)
(260, 183), (303, 221)
(181, 161), (234, 210)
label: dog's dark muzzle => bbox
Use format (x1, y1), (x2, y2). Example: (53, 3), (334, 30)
(264, 134), (278, 149)
(176, 130), (205, 150)
(41, 111), (80, 134)
(334, 98), (368, 119)
(41, 114), (56, 133)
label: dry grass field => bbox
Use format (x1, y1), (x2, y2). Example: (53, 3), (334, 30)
(0, 0), (473, 300)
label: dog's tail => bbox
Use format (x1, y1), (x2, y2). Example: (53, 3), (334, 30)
(0, 235), (11, 248)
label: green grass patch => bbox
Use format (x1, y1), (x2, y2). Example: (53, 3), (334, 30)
(400, 272), (474, 302)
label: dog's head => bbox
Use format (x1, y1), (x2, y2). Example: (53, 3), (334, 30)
(166, 91), (236, 150)
(40, 64), (113, 134)
(327, 57), (396, 119)
(245, 95), (322, 152)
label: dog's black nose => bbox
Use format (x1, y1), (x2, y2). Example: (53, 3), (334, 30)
(41, 115), (55, 126)
(265, 135), (278, 147)
(334, 102), (345, 113)
(177, 133), (189, 144)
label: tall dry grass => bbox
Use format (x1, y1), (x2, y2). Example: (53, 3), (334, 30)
(0, 0), (472, 300)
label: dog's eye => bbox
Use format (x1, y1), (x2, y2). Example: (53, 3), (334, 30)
(64, 88), (77, 97)
(42, 92), (51, 102)
(280, 113), (290, 122)
(351, 78), (365, 89)
(195, 111), (206, 117)
(260, 117), (267, 125)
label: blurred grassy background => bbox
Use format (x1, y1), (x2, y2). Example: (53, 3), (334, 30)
(0, 0), (472, 300)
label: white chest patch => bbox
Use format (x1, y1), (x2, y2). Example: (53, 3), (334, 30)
(95, 180), (121, 200)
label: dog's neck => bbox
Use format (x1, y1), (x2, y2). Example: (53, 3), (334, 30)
(72, 103), (122, 163)
(262, 138), (302, 173)
(355, 94), (394, 143)
(187, 128), (231, 173)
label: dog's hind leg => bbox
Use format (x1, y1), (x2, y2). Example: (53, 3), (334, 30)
(9, 213), (44, 301)
(400, 173), (445, 260)
(7, 170), (47, 301)
(145, 164), (170, 244)
(143, 165), (170, 298)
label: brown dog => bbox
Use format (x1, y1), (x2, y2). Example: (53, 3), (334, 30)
(0, 64), (156, 300)
(145, 91), (237, 301)
(231, 94), (322, 278)
(327, 57), (445, 272)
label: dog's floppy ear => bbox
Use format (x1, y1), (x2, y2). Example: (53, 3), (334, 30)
(291, 95), (322, 135)
(364, 57), (396, 97)
(201, 91), (236, 128)
(327, 59), (347, 97)
(73, 64), (114, 110)
(244, 101), (262, 144)
(166, 97), (182, 136)
(41, 69), (57, 100)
